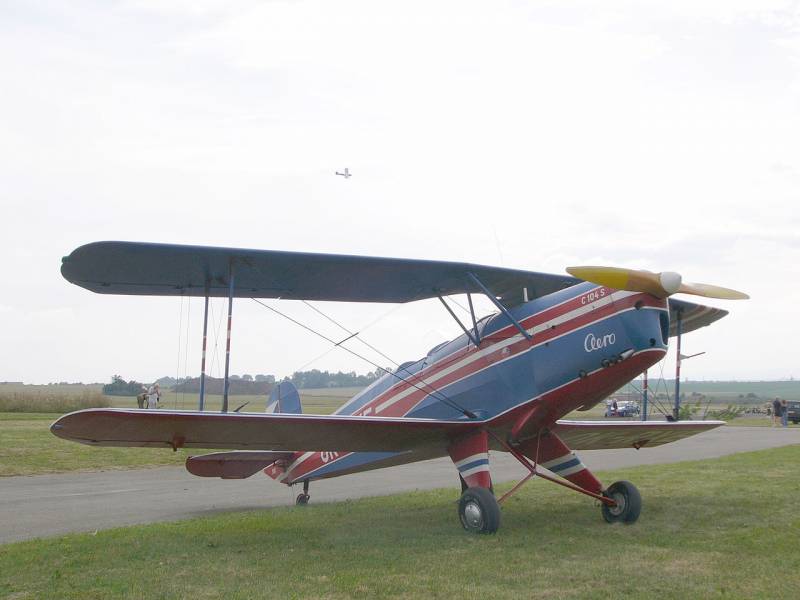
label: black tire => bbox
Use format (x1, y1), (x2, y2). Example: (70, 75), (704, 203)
(601, 480), (641, 524)
(458, 487), (501, 534)
(295, 493), (310, 506)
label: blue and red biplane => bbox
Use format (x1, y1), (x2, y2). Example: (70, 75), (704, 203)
(52, 242), (747, 534)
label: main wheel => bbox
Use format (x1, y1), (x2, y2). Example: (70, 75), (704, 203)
(295, 493), (310, 506)
(458, 487), (501, 534)
(601, 480), (641, 524)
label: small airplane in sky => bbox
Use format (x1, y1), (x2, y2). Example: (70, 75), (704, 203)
(53, 243), (747, 533)
(335, 168), (351, 178)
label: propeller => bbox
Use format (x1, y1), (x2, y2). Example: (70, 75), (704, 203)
(565, 266), (749, 300)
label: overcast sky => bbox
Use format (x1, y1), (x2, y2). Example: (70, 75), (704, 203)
(2, 0), (799, 385)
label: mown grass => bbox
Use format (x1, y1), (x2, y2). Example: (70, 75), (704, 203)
(1, 446), (798, 599)
(0, 393), (346, 477)
(0, 413), (198, 476)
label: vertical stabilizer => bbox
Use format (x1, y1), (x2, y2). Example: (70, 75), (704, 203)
(266, 381), (302, 414)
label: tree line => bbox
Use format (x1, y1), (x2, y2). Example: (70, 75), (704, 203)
(104, 368), (386, 396)
(287, 368), (385, 389)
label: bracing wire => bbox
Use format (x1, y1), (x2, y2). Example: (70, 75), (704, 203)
(293, 346), (339, 374)
(649, 357), (672, 417)
(182, 296), (191, 410)
(175, 295), (184, 409)
(338, 300), (408, 335)
(251, 298), (476, 418)
(209, 297), (225, 379)
(301, 297), (491, 404)
(299, 300), (474, 415)
(446, 295), (474, 316)
(301, 300), (403, 371)
(284, 300), (407, 387)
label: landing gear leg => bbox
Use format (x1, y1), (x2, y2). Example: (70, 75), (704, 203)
(489, 429), (641, 525)
(296, 480), (310, 506)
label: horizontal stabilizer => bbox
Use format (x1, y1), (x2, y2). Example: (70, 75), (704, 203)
(668, 299), (728, 336)
(50, 409), (478, 453)
(550, 420), (724, 450)
(186, 451), (294, 479)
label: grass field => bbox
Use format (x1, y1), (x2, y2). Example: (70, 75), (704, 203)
(657, 380), (800, 401)
(0, 413), (197, 476)
(1, 446), (798, 599)
(0, 392), (347, 477)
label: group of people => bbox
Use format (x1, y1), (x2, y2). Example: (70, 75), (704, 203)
(771, 397), (789, 427)
(136, 383), (161, 410)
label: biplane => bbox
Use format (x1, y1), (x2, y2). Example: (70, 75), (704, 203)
(52, 242), (747, 533)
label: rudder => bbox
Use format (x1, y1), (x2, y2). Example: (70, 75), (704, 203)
(266, 381), (302, 414)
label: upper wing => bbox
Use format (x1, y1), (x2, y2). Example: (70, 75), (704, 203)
(550, 420), (724, 450)
(51, 409), (479, 453)
(668, 299), (728, 336)
(60, 241), (577, 306)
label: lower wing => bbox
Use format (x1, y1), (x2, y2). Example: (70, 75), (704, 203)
(50, 409), (478, 453)
(549, 420), (725, 450)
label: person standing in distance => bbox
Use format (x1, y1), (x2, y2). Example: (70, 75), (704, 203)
(137, 385), (148, 409)
(772, 397), (782, 427)
(147, 383), (161, 409)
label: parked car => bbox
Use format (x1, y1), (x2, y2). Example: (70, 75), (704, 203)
(605, 400), (640, 418)
(787, 401), (800, 425)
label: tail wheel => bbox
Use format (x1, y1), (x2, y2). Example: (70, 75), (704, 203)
(601, 480), (641, 524)
(458, 487), (501, 534)
(295, 493), (310, 506)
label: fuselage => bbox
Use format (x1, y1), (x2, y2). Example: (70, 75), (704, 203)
(267, 283), (670, 485)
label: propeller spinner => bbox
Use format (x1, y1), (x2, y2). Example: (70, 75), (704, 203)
(565, 266), (749, 300)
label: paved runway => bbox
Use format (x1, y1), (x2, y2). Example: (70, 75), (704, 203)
(2, 426), (798, 544)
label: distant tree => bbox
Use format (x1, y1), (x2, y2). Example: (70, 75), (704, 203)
(230, 374), (241, 380)
(103, 375), (144, 396)
(242, 374), (253, 382)
(288, 368), (384, 389)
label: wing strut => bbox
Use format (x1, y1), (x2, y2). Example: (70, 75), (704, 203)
(467, 272), (532, 341)
(437, 296), (480, 347)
